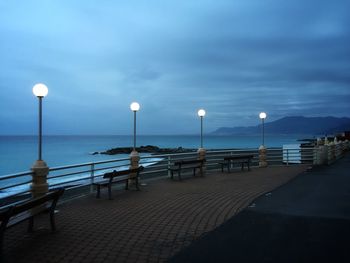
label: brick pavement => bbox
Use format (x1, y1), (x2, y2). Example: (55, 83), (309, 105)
(2, 165), (306, 263)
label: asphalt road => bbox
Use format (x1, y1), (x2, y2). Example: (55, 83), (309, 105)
(170, 154), (350, 263)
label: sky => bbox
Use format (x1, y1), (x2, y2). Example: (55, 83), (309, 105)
(0, 0), (350, 135)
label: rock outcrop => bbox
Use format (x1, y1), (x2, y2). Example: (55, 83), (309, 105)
(100, 145), (196, 155)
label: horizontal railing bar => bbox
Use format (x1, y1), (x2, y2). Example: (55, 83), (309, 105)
(49, 157), (131, 171)
(0, 179), (32, 191)
(48, 169), (92, 180)
(0, 172), (32, 181)
(49, 176), (92, 187)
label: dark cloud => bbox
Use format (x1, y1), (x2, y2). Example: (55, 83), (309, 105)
(0, 0), (350, 135)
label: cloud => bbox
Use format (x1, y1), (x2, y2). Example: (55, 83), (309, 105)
(0, 0), (350, 134)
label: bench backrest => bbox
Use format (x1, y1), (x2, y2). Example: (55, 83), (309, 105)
(103, 166), (144, 179)
(224, 155), (254, 160)
(174, 159), (206, 166)
(0, 188), (64, 229)
(11, 188), (65, 216)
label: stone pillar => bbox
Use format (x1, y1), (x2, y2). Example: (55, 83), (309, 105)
(198, 148), (206, 175)
(259, 145), (268, 168)
(31, 160), (49, 198)
(324, 137), (329, 145)
(129, 150), (140, 186)
(334, 138), (341, 159)
(323, 142), (329, 165)
(328, 141), (335, 165)
(313, 138), (322, 165)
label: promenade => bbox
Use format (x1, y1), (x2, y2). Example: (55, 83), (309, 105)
(2, 165), (306, 263)
(171, 154), (350, 262)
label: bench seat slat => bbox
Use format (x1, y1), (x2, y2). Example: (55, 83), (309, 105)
(219, 155), (254, 173)
(94, 166), (144, 199)
(168, 159), (205, 180)
(93, 174), (130, 186)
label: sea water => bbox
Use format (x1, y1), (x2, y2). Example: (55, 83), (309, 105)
(0, 134), (310, 198)
(0, 134), (308, 175)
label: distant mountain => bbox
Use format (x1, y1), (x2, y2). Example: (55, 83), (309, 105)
(212, 116), (350, 135)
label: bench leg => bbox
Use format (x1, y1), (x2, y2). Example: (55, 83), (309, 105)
(178, 170), (182, 181)
(27, 217), (34, 232)
(136, 177), (140, 191)
(125, 179), (129, 190)
(228, 162), (231, 173)
(193, 168), (196, 177)
(50, 211), (56, 232)
(108, 184), (112, 200)
(241, 162), (244, 171)
(171, 170), (174, 180)
(248, 161), (251, 171)
(96, 185), (101, 198)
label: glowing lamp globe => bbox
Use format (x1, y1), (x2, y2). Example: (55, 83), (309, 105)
(198, 109), (206, 117)
(259, 112), (267, 119)
(130, 102), (140, 112)
(32, 83), (48, 97)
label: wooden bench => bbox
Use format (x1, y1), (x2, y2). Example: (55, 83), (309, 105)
(168, 159), (205, 180)
(0, 188), (64, 253)
(219, 155), (254, 172)
(93, 166), (144, 199)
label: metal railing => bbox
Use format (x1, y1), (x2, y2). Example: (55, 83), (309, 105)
(0, 147), (315, 202)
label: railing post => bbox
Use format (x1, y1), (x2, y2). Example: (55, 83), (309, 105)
(341, 140), (347, 155)
(167, 156), (171, 178)
(314, 138), (323, 165)
(286, 149), (289, 166)
(328, 140), (335, 165)
(90, 163), (95, 193)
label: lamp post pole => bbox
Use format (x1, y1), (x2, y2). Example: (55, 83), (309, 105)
(262, 117), (265, 147)
(200, 115), (203, 148)
(38, 96), (43, 160)
(32, 83), (49, 197)
(198, 109), (206, 148)
(133, 110), (137, 150)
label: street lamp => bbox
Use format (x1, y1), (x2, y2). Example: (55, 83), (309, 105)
(198, 109), (206, 148)
(33, 83), (48, 160)
(130, 102), (140, 150)
(31, 83), (49, 197)
(259, 112), (267, 146)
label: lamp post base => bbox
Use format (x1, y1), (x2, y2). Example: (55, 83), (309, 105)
(129, 150), (142, 187)
(259, 145), (268, 168)
(197, 148), (206, 176)
(31, 160), (49, 198)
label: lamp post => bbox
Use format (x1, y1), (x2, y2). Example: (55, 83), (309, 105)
(197, 109), (206, 148)
(259, 112), (268, 168)
(129, 102), (141, 186)
(130, 102), (140, 150)
(33, 83), (48, 160)
(197, 109), (206, 175)
(259, 112), (267, 146)
(31, 83), (49, 197)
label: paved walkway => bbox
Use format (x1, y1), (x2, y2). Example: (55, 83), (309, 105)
(2, 165), (306, 263)
(170, 154), (350, 263)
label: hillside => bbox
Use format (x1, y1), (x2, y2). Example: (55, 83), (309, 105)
(212, 116), (350, 135)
